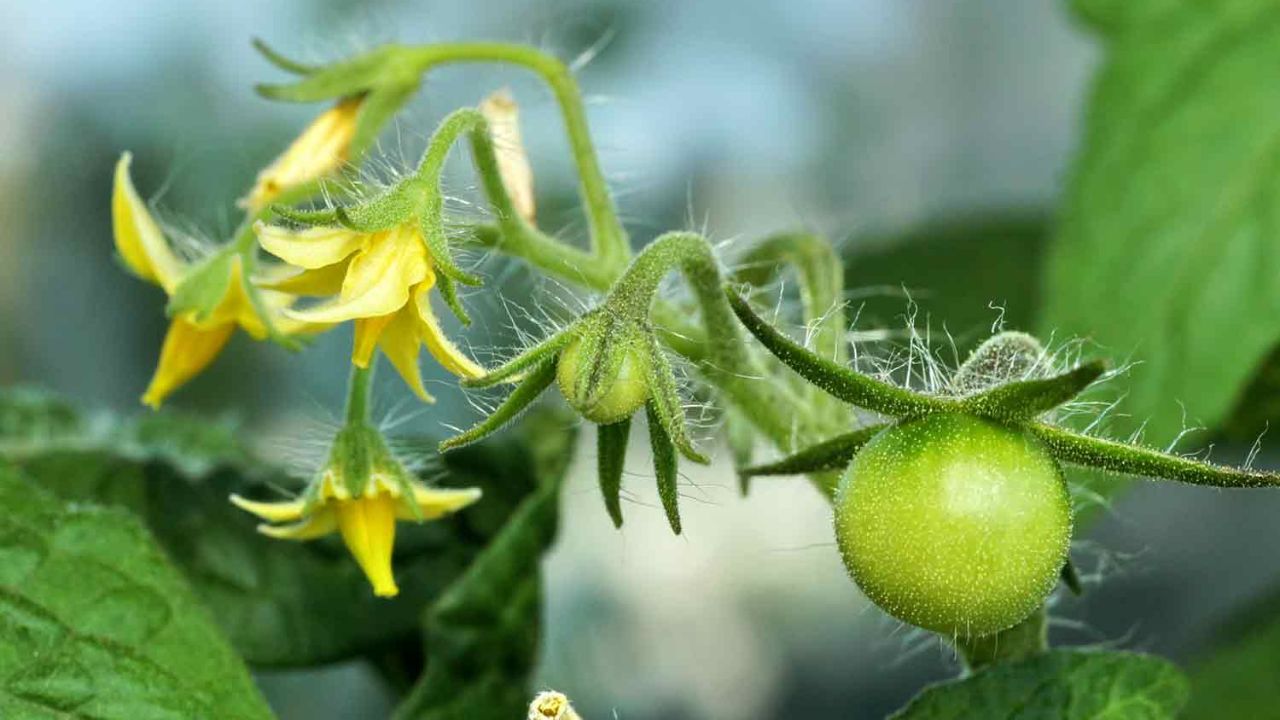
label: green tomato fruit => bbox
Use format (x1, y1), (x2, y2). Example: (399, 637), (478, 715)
(556, 336), (651, 425)
(835, 413), (1072, 637)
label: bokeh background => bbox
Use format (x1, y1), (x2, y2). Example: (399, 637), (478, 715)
(5, 0), (1279, 718)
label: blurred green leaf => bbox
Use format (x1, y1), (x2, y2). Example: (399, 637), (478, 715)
(1042, 1), (1280, 447)
(845, 212), (1047, 353)
(394, 410), (577, 720)
(0, 465), (273, 719)
(1184, 584), (1280, 720)
(893, 650), (1188, 719)
(0, 387), (570, 671)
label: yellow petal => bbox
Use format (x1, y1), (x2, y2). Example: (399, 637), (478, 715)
(377, 303), (434, 402)
(255, 259), (350, 296)
(353, 313), (395, 368)
(480, 89), (536, 223)
(399, 483), (482, 521)
(336, 496), (400, 598)
(112, 153), (184, 294)
(141, 317), (235, 409)
(286, 226), (426, 324)
(229, 494), (307, 523)
(413, 283), (485, 379)
(240, 97), (363, 212)
(256, 223), (365, 270)
(257, 508), (339, 540)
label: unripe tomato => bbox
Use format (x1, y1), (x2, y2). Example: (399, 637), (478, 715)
(556, 336), (651, 425)
(835, 413), (1072, 637)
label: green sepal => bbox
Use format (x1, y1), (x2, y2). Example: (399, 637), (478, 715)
(646, 332), (708, 464)
(571, 318), (634, 415)
(1061, 558), (1083, 596)
(951, 331), (1046, 394)
(960, 361), (1107, 422)
(325, 422), (401, 499)
(462, 324), (580, 389)
(726, 288), (955, 418)
(251, 37), (317, 75)
(1029, 422), (1280, 488)
(435, 272), (471, 327)
(646, 401), (682, 535)
(255, 45), (404, 103)
(741, 423), (890, 478)
(238, 247), (303, 351)
(420, 213), (482, 286)
(334, 182), (420, 233)
(439, 360), (557, 452)
(165, 250), (234, 322)
(596, 419), (630, 528)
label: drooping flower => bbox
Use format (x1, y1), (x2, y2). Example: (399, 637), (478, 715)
(230, 423), (481, 597)
(112, 153), (320, 408)
(239, 96), (364, 213)
(256, 221), (484, 401)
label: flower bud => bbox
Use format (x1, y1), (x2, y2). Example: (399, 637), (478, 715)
(556, 323), (651, 425)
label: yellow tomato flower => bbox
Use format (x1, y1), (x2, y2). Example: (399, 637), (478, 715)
(256, 221), (484, 401)
(112, 153), (318, 408)
(239, 96), (364, 212)
(230, 428), (481, 597)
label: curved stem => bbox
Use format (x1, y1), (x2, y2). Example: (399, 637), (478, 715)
(407, 43), (629, 269)
(603, 231), (837, 493)
(734, 231), (847, 363)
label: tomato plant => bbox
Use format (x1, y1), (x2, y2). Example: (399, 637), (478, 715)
(7, 3), (1280, 716)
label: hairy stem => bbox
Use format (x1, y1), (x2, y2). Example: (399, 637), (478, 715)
(605, 232), (836, 493)
(345, 364), (375, 426)
(407, 43), (629, 268)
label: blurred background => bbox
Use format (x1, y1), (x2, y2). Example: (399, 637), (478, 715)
(5, 0), (1278, 718)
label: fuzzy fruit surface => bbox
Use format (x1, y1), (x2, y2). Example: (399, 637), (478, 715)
(835, 413), (1072, 637)
(556, 336), (651, 425)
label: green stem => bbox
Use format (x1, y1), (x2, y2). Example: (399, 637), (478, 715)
(407, 43), (630, 268)
(345, 364), (375, 426)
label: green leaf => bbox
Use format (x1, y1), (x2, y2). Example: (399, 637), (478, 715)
(0, 465), (273, 719)
(394, 410), (577, 720)
(1042, 2), (1280, 447)
(844, 212), (1047, 351)
(893, 650), (1188, 719)
(0, 388), (565, 669)
(1184, 582), (1280, 719)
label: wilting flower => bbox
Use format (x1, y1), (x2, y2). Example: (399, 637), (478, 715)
(528, 691), (582, 720)
(239, 96), (364, 213)
(230, 423), (480, 597)
(256, 221), (484, 401)
(112, 153), (317, 408)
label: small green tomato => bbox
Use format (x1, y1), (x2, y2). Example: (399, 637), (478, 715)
(835, 413), (1072, 637)
(556, 335), (651, 425)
